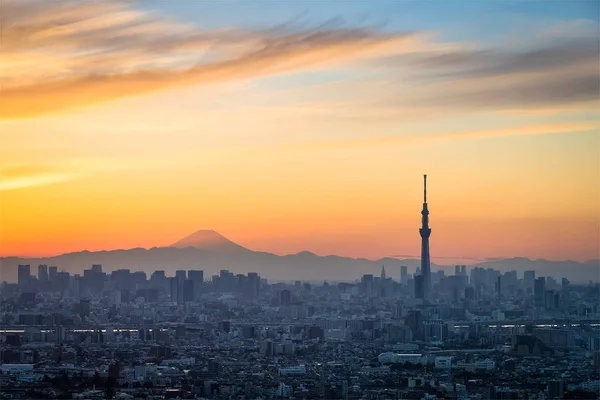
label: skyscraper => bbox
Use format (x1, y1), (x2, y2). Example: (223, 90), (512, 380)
(183, 279), (195, 302)
(535, 277), (546, 307)
(18, 264), (31, 287)
(419, 175), (432, 299)
(48, 266), (58, 281)
(38, 264), (48, 281)
(400, 266), (408, 284)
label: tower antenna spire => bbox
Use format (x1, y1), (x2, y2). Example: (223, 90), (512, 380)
(424, 174), (427, 203)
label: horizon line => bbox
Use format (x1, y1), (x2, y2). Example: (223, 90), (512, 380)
(1, 244), (597, 266)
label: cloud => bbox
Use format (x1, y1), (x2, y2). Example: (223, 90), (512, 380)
(0, 158), (129, 191)
(280, 122), (599, 152)
(1, 1), (597, 120)
(0, 165), (82, 191)
(373, 23), (600, 112)
(0, 0), (412, 119)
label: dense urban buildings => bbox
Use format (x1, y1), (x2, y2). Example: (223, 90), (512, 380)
(0, 179), (598, 399)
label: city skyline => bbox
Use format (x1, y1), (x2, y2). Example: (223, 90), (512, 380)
(1, 0), (599, 262)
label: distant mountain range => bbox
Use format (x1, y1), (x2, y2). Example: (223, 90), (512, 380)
(1, 230), (598, 283)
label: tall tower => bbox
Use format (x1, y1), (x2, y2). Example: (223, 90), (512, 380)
(419, 174), (432, 299)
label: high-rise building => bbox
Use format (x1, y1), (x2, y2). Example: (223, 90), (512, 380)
(169, 277), (180, 303)
(18, 264), (31, 287)
(279, 289), (292, 306)
(175, 270), (187, 281)
(183, 279), (195, 302)
(38, 264), (48, 281)
(91, 264), (103, 273)
(497, 276), (502, 298)
(534, 277), (546, 307)
(247, 272), (260, 300)
(455, 265), (460, 276)
(464, 286), (475, 301)
(524, 270), (535, 282)
(400, 266), (408, 283)
(406, 310), (423, 341)
(188, 270), (204, 284)
(152, 270), (166, 280)
(460, 265), (466, 275)
(362, 274), (374, 296)
(48, 266), (58, 281)
(419, 175), (432, 299)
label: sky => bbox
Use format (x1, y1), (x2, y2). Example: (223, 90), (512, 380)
(0, 0), (599, 263)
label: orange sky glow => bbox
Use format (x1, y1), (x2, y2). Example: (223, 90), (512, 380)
(1, 0), (598, 263)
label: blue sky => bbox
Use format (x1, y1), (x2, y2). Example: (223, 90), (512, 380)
(148, 0), (599, 41)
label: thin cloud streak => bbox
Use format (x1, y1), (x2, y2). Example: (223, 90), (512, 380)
(0, 0), (412, 119)
(0, 173), (83, 192)
(0, 158), (132, 191)
(267, 122), (599, 153)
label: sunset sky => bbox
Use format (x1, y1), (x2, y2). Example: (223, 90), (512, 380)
(1, 0), (599, 263)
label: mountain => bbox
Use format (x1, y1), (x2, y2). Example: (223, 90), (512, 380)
(0, 232), (598, 284)
(170, 230), (250, 253)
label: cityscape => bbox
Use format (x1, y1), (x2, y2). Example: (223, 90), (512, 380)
(1, 0), (599, 399)
(0, 176), (598, 399)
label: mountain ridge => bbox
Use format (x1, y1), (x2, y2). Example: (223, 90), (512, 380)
(1, 231), (597, 283)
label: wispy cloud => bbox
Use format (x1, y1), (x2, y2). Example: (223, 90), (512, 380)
(272, 122), (600, 152)
(0, 0), (412, 119)
(0, 158), (127, 191)
(0, 165), (83, 191)
(1, 1), (597, 120)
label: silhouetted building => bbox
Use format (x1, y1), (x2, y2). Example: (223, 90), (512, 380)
(174, 270), (185, 280)
(400, 265), (408, 283)
(183, 279), (195, 302)
(91, 264), (103, 273)
(406, 310), (423, 341)
(18, 264), (31, 287)
(279, 289), (292, 306)
(362, 274), (374, 296)
(247, 272), (260, 300)
(169, 277), (180, 303)
(419, 175), (432, 299)
(188, 270), (204, 284)
(465, 286), (475, 300)
(48, 266), (58, 281)
(535, 277), (546, 307)
(37, 265), (48, 282)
